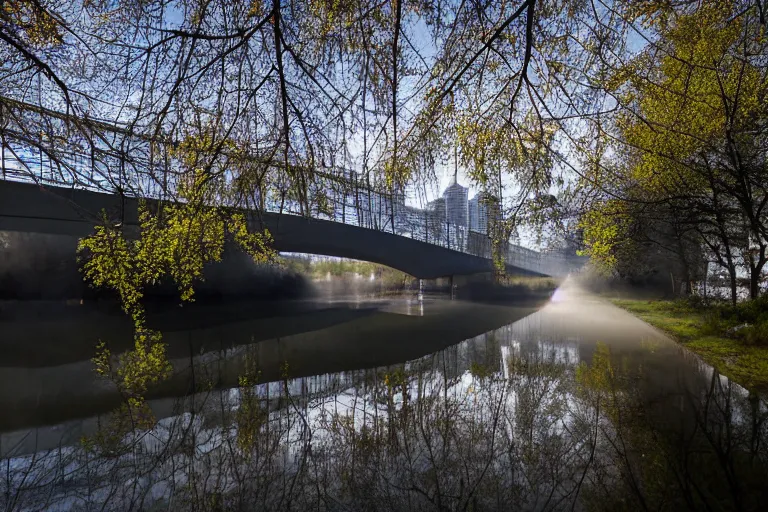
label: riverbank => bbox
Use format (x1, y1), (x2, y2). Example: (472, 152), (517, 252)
(610, 298), (768, 392)
(454, 276), (558, 303)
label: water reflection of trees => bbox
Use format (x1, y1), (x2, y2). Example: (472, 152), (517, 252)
(2, 331), (767, 510)
(576, 343), (768, 511)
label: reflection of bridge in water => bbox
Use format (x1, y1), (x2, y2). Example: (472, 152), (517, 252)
(0, 106), (583, 278)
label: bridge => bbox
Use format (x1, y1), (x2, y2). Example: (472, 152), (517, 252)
(0, 179), (581, 279)
(0, 103), (583, 279)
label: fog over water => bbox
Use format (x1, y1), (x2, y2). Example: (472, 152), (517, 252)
(1, 279), (766, 511)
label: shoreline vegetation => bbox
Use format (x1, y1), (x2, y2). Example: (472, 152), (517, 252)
(283, 254), (560, 301)
(609, 296), (768, 392)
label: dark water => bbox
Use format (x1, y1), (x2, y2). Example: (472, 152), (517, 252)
(1, 280), (766, 511)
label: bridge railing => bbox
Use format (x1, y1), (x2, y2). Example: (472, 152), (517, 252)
(0, 137), (583, 277)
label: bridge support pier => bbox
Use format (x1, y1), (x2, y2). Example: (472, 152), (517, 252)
(450, 275), (456, 300)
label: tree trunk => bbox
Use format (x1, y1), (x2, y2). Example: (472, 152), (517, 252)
(681, 265), (692, 296)
(747, 250), (766, 300)
(749, 266), (761, 300)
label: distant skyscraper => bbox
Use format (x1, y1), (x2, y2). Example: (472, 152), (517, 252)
(468, 193), (483, 234)
(469, 191), (497, 235)
(442, 176), (468, 227)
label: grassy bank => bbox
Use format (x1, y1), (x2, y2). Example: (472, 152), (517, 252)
(454, 275), (559, 303)
(610, 298), (768, 391)
(500, 275), (560, 290)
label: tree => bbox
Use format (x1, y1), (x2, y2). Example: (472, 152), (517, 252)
(579, 1), (768, 300)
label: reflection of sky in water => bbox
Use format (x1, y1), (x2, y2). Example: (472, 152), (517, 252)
(310, 294), (439, 316)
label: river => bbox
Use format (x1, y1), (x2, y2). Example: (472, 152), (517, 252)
(1, 278), (766, 511)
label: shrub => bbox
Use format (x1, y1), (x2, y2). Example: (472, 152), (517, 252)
(735, 295), (768, 325)
(736, 321), (768, 346)
(669, 298), (696, 315)
(701, 311), (725, 336)
(686, 294), (710, 310)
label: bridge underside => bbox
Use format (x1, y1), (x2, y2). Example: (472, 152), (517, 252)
(0, 180), (544, 279)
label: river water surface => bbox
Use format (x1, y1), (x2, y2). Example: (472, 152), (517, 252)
(1, 279), (766, 511)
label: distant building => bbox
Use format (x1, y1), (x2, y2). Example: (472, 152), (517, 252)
(442, 177), (468, 228)
(440, 178), (468, 250)
(390, 180), (513, 249)
(468, 193), (486, 234)
(468, 191), (500, 236)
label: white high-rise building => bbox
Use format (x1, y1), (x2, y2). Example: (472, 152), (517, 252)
(442, 177), (468, 228)
(469, 192), (494, 235)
